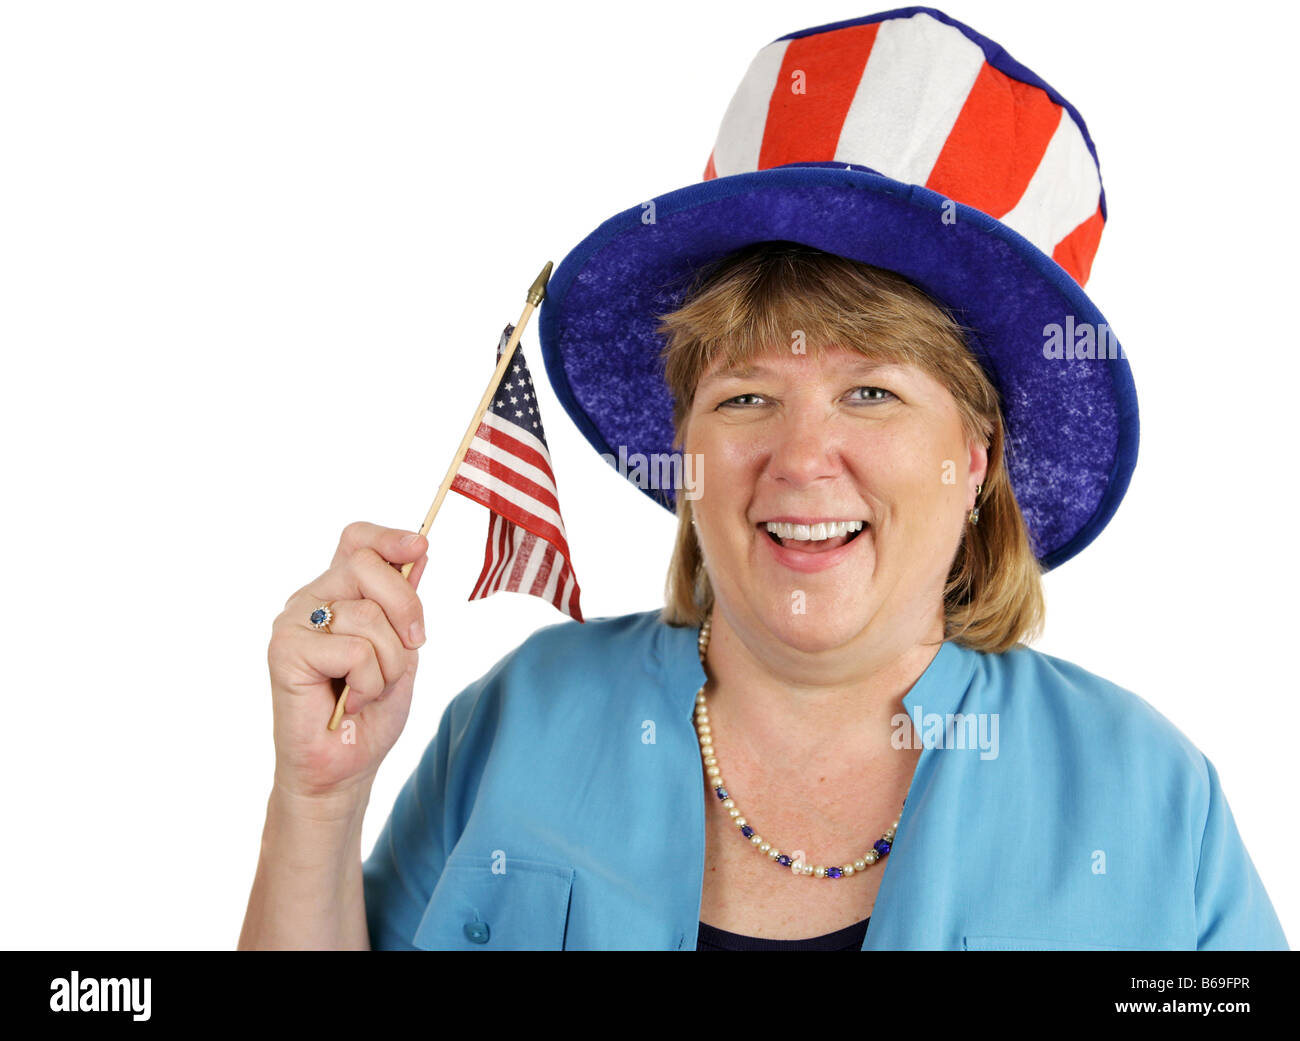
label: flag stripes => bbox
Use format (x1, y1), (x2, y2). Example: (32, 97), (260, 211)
(448, 324), (583, 622)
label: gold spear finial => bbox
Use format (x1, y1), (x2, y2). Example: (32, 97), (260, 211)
(526, 260), (553, 307)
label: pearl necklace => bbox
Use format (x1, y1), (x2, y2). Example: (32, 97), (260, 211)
(695, 612), (902, 879)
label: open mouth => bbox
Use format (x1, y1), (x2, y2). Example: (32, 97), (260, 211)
(759, 520), (869, 554)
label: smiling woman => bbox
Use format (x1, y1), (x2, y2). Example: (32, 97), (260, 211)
(245, 7), (1288, 953)
(656, 241), (1046, 655)
(645, 242), (1072, 943)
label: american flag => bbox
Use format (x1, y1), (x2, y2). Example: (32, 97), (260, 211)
(448, 324), (584, 622)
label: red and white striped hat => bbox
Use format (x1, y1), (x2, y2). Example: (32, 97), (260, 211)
(703, 8), (1105, 287)
(540, 6), (1138, 570)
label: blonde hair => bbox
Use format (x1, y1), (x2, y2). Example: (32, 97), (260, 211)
(653, 241), (1044, 654)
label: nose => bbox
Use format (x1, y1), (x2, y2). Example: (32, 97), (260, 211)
(763, 410), (844, 489)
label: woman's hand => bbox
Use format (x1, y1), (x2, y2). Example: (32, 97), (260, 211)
(266, 521), (430, 807)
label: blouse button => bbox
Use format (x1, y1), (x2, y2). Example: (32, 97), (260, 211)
(463, 920), (490, 944)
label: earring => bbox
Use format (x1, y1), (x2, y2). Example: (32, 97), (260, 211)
(968, 483), (983, 525)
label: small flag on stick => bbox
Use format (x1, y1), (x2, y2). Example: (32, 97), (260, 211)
(448, 324), (584, 622)
(326, 261), (577, 732)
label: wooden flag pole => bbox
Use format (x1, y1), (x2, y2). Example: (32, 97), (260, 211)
(326, 261), (554, 731)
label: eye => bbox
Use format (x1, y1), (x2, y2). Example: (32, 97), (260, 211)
(848, 386), (895, 403)
(717, 393), (766, 408)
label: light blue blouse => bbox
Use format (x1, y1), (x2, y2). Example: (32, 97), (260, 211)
(361, 609), (1289, 950)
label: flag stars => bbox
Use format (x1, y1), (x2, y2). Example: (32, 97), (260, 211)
(487, 345), (546, 433)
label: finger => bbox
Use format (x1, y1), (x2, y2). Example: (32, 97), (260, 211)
(332, 521), (428, 571)
(304, 545), (427, 650)
(274, 625), (387, 711)
(349, 547), (427, 650)
(308, 596), (412, 695)
(408, 553), (430, 592)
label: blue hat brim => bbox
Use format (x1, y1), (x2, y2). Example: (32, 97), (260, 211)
(538, 164), (1138, 571)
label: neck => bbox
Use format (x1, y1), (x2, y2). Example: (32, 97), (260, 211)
(701, 607), (945, 763)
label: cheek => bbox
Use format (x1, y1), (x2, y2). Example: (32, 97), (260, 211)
(871, 437), (961, 528)
(696, 433), (765, 488)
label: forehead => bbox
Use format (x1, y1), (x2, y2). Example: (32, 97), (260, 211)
(699, 350), (910, 386)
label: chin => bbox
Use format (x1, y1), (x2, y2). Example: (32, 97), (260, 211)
(755, 600), (872, 652)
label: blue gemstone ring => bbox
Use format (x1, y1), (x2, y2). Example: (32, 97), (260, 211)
(308, 602), (334, 632)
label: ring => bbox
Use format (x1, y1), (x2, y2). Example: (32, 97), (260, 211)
(309, 602), (334, 632)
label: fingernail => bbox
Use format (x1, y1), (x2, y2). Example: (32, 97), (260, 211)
(409, 620), (426, 647)
(401, 532), (422, 547)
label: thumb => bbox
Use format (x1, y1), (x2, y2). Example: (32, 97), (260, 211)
(387, 529), (428, 563)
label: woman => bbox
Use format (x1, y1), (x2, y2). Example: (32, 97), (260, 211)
(239, 9), (1288, 950)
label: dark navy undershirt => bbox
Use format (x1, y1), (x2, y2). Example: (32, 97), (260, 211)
(696, 915), (870, 951)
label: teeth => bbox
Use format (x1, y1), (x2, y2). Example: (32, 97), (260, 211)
(764, 520), (865, 541)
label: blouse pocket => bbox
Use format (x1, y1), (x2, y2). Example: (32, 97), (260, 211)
(962, 934), (1147, 951)
(413, 854), (575, 951)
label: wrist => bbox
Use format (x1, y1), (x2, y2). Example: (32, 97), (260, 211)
(267, 776), (372, 841)
(271, 769), (375, 821)
(261, 788), (369, 874)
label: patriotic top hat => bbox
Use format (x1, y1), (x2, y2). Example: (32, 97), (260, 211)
(538, 5), (1138, 571)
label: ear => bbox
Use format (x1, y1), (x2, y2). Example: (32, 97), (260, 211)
(968, 434), (989, 502)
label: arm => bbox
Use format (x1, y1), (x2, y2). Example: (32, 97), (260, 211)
(1194, 753), (1289, 950)
(241, 673), (473, 951)
(238, 781), (374, 950)
(245, 520), (431, 950)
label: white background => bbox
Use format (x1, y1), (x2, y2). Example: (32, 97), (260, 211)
(1, 0), (1295, 949)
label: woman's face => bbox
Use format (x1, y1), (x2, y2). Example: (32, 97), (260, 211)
(683, 343), (987, 654)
